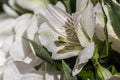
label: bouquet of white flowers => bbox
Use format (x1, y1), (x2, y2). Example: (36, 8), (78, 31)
(0, 0), (120, 80)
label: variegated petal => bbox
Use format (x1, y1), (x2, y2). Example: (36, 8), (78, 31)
(72, 42), (94, 76)
(80, 0), (95, 40)
(75, 19), (90, 47)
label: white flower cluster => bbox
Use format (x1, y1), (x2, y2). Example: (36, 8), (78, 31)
(0, 0), (120, 80)
(0, 0), (62, 80)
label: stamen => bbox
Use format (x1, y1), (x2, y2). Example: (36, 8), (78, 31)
(65, 45), (75, 50)
(58, 36), (66, 42)
(54, 41), (66, 46)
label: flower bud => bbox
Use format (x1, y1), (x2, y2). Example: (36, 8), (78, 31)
(96, 64), (112, 80)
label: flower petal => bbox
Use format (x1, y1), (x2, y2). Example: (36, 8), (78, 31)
(14, 14), (32, 40)
(38, 22), (64, 53)
(45, 63), (61, 80)
(39, 22), (80, 60)
(15, 0), (48, 11)
(0, 50), (7, 66)
(75, 20), (90, 47)
(109, 75), (120, 80)
(3, 62), (22, 80)
(8, 0), (25, 13)
(26, 16), (38, 40)
(76, 0), (88, 12)
(80, 0), (95, 40)
(0, 13), (15, 47)
(36, 3), (70, 37)
(23, 52), (43, 67)
(3, 61), (44, 80)
(52, 49), (80, 60)
(3, 4), (18, 17)
(72, 42), (94, 76)
(0, 15), (15, 34)
(47, 4), (71, 24)
(9, 38), (31, 60)
(21, 73), (43, 80)
(55, 1), (66, 11)
(1, 35), (14, 53)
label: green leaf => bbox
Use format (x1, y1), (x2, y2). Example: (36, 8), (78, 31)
(62, 60), (77, 80)
(62, 0), (71, 14)
(79, 70), (95, 80)
(92, 44), (99, 60)
(24, 37), (53, 64)
(53, 60), (63, 70)
(92, 44), (99, 66)
(99, 41), (108, 58)
(105, 0), (120, 39)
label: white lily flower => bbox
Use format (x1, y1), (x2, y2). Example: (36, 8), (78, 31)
(94, 2), (120, 53)
(38, 0), (95, 75)
(0, 10), (62, 80)
(0, 13), (37, 76)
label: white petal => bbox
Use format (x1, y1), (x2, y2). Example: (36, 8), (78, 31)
(16, 0), (48, 10)
(8, 0), (24, 13)
(24, 53), (43, 67)
(47, 4), (70, 24)
(3, 61), (43, 80)
(9, 38), (31, 60)
(76, 0), (88, 12)
(75, 21), (90, 47)
(14, 14), (32, 40)
(3, 4), (18, 17)
(0, 34), (13, 48)
(109, 75), (120, 80)
(27, 16), (38, 40)
(21, 73), (43, 80)
(1, 35), (14, 53)
(52, 49), (80, 60)
(80, 0), (95, 40)
(0, 50), (7, 66)
(38, 22), (62, 53)
(45, 12), (67, 36)
(15, 61), (44, 79)
(14, 61), (36, 74)
(0, 16), (15, 34)
(72, 42), (94, 76)
(3, 62), (22, 80)
(45, 64), (61, 80)
(0, 14), (15, 47)
(55, 1), (66, 11)
(94, 3), (104, 28)
(35, 4), (69, 36)
(78, 42), (94, 64)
